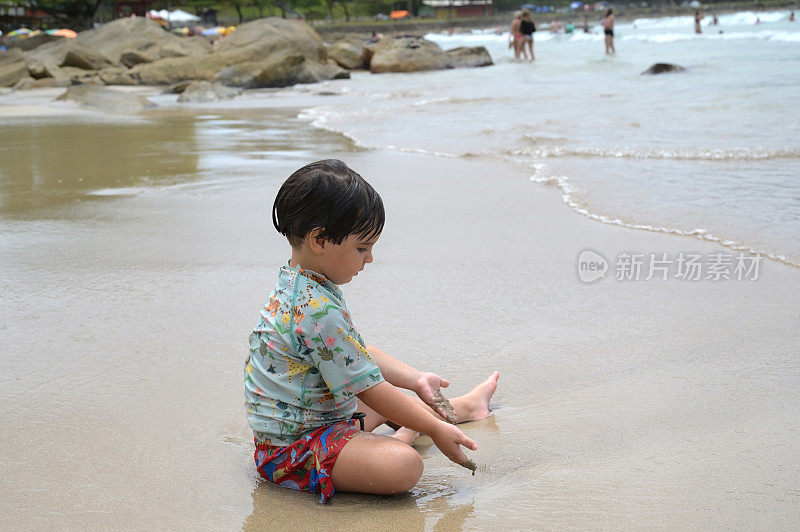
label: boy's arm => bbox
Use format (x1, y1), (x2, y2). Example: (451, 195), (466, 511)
(358, 381), (477, 465)
(366, 344), (450, 416)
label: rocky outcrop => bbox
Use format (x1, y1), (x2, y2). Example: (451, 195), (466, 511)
(445, 46), (493, 68)
(61, 42), (114, 70)
(177, 81), (241, 102)
(56, 85), (157, 112)
(214, 51), (348, 88)
(12, 76), (71, 90)
(642, 63), (685, 75)
(327, 37), (370, 70)
(6, 32), (65, 51)
(0, 49), (29, 87)
(369, 35), (449, 74)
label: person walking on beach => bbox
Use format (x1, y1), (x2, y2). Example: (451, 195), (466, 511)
(520, 9), (536, 62)
(602, 8), (615, 54)
(509, 11), (526, 60)
(245, 159), (499, 501)
(694, 10), (704, 34)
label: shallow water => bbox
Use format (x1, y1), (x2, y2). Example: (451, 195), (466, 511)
(298, 9), (800, 265)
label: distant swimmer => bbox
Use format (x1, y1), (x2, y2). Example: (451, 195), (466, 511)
(712, 13), (718, 25)
(550, 18), (563, 33)
(790, 11), (795, 22)
(602, 8), (615, 54)
(695, 10), (704, 34)
(755, 17), (760, 24)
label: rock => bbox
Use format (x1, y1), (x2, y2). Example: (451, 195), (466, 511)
(7, 32), (64, 52)
(98, 66), (140, 85)
(445, 46), (493, 68)
(0, 49), (29, 87)
(177, 80), (241, 102)
(74, 17), (210, 65)
(214, 51), (348, 88)
(130, 55), (224, 85)
(164, 80), (194, 94)
(369, 35), (449, 73)
(328, 37), (370, 70)
(61, 42), (114, 70)
(119, 50), (156, 68)
(12, 76), (70, 90)
(214, 17), (326, 64)
(56, 85), (157, 112)
(642, 63), (685, 75)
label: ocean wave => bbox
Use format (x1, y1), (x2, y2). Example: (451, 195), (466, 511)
(629, 10), (789, 30)
(622, 29), (800, 43)
(511, 145), (800, 161)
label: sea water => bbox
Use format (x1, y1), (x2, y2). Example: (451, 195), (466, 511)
(299, 9), (800, 266)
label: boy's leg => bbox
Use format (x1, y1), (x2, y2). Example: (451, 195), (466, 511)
(330, 432), (423, 494)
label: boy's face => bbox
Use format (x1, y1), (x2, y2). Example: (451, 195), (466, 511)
(318, 233), (379, 285)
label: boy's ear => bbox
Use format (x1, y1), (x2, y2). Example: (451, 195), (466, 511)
(307, 228), (326, 254)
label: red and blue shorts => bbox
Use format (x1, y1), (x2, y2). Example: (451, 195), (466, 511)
(254, 420), (361, 503)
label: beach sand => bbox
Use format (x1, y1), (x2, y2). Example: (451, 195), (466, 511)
(1, 95), (799, 529)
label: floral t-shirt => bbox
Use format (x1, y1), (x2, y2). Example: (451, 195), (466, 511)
(244, 264), (384, 446)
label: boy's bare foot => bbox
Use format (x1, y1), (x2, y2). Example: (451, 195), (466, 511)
(392, 427), (420, 444)
(453, 371), (499, 423)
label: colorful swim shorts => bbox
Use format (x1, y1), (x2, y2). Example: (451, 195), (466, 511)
(254, 419), (361, 503)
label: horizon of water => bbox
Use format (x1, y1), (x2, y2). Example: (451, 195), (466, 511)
(295, 9), (800, 266)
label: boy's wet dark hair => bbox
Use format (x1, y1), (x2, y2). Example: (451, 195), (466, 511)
(273, 159), (385, 247)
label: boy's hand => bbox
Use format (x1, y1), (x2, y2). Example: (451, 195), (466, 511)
(415, 372), (450, 418)
(430, 421), (478, 466)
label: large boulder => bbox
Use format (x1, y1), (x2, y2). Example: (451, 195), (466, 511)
(327, 37), (370, 70)
(177, 81), (241, 102)
(214, 17), (326, 64)
(642, 63), (685, 75)
(369, 35), (449, 73)
(0, 49), (29, 87)
(23, 17), (210, 81)
(6, 32), (65, 52)
(56, 85), (157, 112)
(73, 17), (210, 64)
(12, 76), (70, 90)
(61, 42), (114, 70)
(129, 55), (227, 85)
(445, 46), (493, 68)
(214, 51), (348, 88)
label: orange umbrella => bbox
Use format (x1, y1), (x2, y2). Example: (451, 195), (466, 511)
(390, 10), (409, 19)
(53, 29), (77, 38)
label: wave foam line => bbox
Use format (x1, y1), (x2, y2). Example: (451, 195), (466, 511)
(526, 164), (800, 268)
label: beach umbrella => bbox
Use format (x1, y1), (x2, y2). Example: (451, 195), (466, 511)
(53, 29), (77, 38)
(390, 10), (410, 19)
(520, 3), (536, 9)
(7, 28), (32, 37)
(570, 1), (583, 8)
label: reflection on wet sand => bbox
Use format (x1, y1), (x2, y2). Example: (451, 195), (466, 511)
(0, 115), (200, 215)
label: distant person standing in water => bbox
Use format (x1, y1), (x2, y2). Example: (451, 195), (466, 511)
(520, 9), (536, 62)
(602, 8), (615, 54)
(509, 11), (527, 60)
(695, 10), (704, 34)
(789, 11), (795, 22)
(711, 13), (718, 25)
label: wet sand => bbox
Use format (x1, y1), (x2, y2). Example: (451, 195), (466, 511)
(1, 91), (799, 529)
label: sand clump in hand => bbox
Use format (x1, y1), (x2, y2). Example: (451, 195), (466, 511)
(433, 390), (457, 424)
(460, 458), (477, 475)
